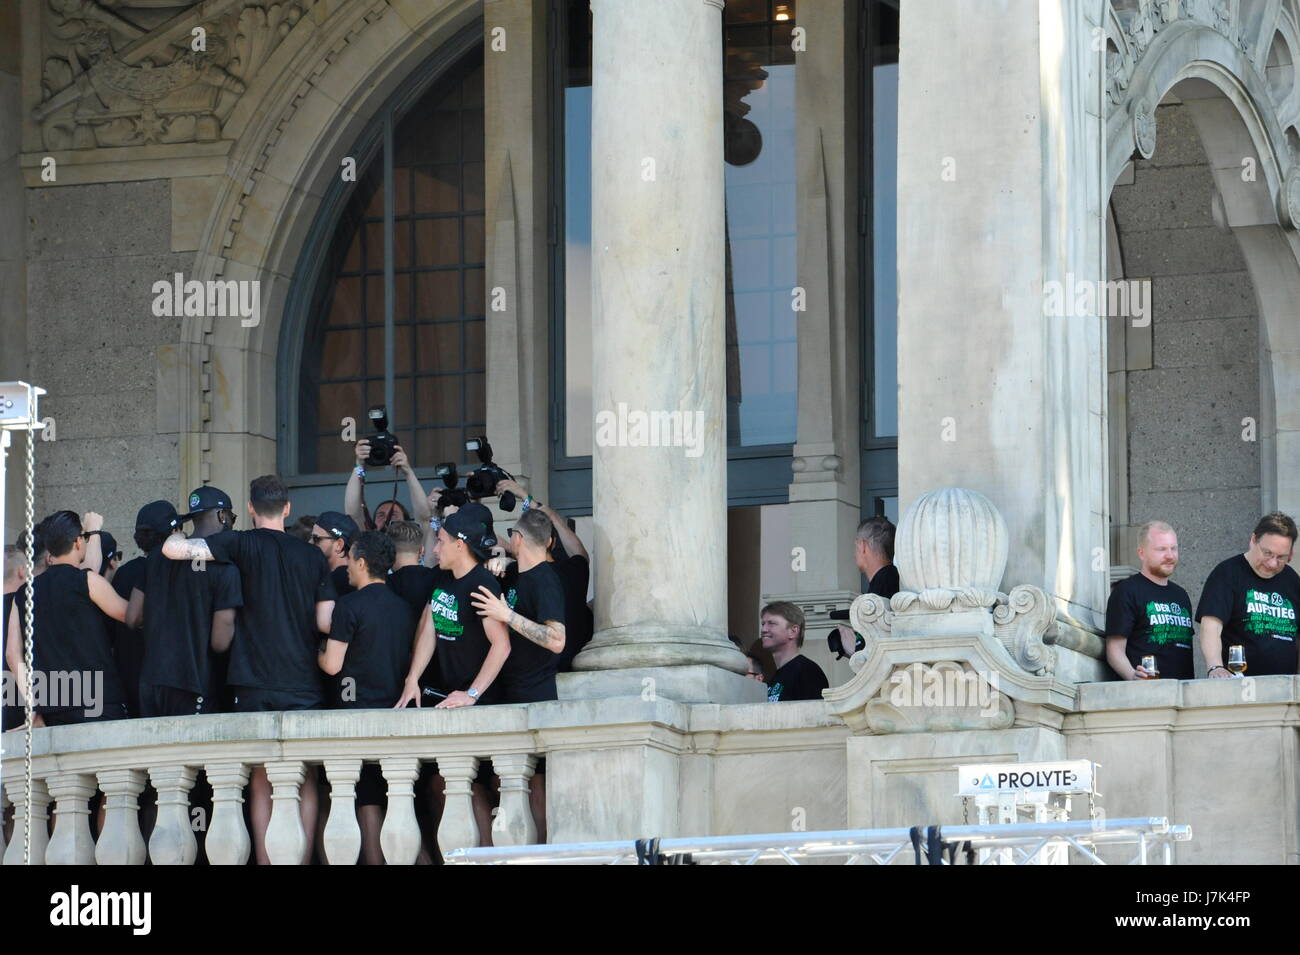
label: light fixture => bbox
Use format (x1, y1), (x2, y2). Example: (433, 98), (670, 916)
(774, 4), (791, 22)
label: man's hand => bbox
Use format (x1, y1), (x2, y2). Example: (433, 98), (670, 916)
(496, 478), (527, 500)
(471, 585), (512, 623)
(1132, 664), (1152, 679)
(1207, 665), (1233, 679)
(427, 487), (445, 511)
(436, 690), (476, 708)
(485, 556), (511, 577)
(835, 625), (855, 657)
(392, 446), (410, 474)
(394, 679), (422, 708)
(82, 511), (104, 533)
(354, 439), (371, 466)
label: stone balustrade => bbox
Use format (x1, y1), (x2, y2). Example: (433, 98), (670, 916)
(0, 707), (552, 866)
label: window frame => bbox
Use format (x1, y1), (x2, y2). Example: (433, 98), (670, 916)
(277, 20), (485, 491)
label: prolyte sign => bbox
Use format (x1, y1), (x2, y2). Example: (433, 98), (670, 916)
(957, 760), (1096, 796)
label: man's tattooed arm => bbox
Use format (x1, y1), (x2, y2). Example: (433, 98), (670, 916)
(507, 611), (566, 654)
(161, 534), (214, 562)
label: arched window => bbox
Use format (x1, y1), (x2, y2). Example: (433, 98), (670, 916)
(287, 44), (485, 481)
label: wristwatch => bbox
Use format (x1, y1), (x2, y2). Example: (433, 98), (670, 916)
(466, 687), (480, 700)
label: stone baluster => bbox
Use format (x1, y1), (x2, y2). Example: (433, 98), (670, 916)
(379, 756), (422, 865)
(436, 756), (481, 855)
(321, 759), (362, 865)
(45, 772), (98, 865)
(4, 776), (51, 865)
(264, 760), (308, 865)
(148, 765), (197, 865)
(491, 754), (538, 846)
(204, 761), (251, 866)
(95, 769), (147, 865)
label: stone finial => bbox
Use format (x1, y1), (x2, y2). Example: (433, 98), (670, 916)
(895, 487), (1008, 596)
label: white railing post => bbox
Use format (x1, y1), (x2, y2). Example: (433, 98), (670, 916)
(491, 754), (538, 847)
(436, 756), (481, 854)
(95, 768), (148, 865)
(205, 761), (251, 866)
(148, 765), (198, 865)
(4, 776), (50, 865)
(379, 756), (422, 865)
(45, 772), (98, 865)
(264, 760), (308, 865)
(321, 759), (362, 865)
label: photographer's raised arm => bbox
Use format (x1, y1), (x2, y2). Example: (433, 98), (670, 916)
(79, 511), (104, 571)
(393, 447), (432, 523)
(345, 440), (371, 529)
(496, 479), (589, 561)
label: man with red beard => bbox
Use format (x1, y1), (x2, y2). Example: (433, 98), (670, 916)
(1105, 520), (1194, 680)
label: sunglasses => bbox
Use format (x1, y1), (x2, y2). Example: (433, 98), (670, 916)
(309, 534), (340, 545)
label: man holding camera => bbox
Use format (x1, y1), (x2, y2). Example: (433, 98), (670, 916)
(346, 411), (433, 532)
(133, 488), (242, 717)
(162, 475), (336, 864)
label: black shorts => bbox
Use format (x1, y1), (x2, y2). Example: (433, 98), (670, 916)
(355, 763), (388, 808)
(40, 702), (129, 726)
(139, 683), (217, 717)
(230, 685), (322, 712)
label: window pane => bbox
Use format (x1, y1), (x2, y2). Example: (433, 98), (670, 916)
(725, 3), (798, 447)
(414, 217), (460, 267)
(322, 330), (362, 379)
(417, 322), (461, 373)
(415, 271), (461, 319)
(871, 5), (899, 439)
(562, 0), (594, 458)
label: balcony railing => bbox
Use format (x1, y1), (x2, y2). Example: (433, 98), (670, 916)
(1, 707), (551, 865)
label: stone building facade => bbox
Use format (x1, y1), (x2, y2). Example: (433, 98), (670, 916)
(1, 0), (1298, 862)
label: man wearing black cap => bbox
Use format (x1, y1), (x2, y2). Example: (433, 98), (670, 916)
(162, 474), (335, 864)
(111, 501), (179, 717)
(396, 502), (510, 710)
(134, 488), (241, 717)
(312, 511), (360, 599)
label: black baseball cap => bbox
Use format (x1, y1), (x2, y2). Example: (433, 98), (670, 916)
(98, 532), (119, 575)
(442, 503), (497, 560)
(316, 511), (360, 547)
(182, 486), (234, 520)
(135, 500), (180, 535)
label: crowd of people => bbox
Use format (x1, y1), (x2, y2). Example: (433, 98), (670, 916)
(3, 438), (1297, 861)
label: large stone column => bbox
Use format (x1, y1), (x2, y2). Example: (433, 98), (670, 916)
(894, 1), (1108, 638)
(567, 0), (758, 702)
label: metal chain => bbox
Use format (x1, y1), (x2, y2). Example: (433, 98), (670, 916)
(22, 415), (36, 865)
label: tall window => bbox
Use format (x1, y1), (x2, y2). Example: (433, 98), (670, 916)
(295, 52), (486, 476)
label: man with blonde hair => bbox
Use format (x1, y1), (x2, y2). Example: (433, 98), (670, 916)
(759, 600), (827, 701)
(1104, 520), (1194, 680)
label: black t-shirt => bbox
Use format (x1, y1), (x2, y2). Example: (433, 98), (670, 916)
(1196, 555), (1300, 676)
(328, 582), (416, 708)
(766, 654), (828, 702)
(389, 564), (449, 689)
(204, 529), (336, 698)
(555, 555), (593, 672)
(331, 564), (355, 599)
(868, 563), (901, 599)
(138, 546), (242, 697)
(11, 563), (127, 715)
(2, 591), (22, 730)
(1105, 573), (1195, 680)
(430, 563), (504, 703)
(499, 562), (567, 703)
(109, 555), (149, 716)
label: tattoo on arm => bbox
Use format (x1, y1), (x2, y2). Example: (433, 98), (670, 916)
(508, 611), (564, 651)
(176, 538), (214, 562)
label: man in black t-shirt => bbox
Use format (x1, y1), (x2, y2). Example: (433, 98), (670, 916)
(312, 511), (359, 599)
(1105, 520), (1195, 680)
(162, 475), (336, 865)
(833, 516), (900, 660)
(385, 520), (446, 699)
(320, 531), (416, 864)
(1197, 512), (1300, 678)
(6, 510), (130, 724)
(473, 508), (566, 841)
(113, 500), (180, 717)
(135, 489), (241, 716)
(760, 601), (829, 702)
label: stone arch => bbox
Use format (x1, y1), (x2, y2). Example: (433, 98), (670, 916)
(1104, 0), (1300, 528)
(167, 0), (480, 500)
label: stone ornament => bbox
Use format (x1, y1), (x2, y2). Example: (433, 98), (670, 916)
(863, 661), (1015, 734)
(1280, 166), (1300, 230)
(34, 0), (313, 150)
(1132, 97), (1157, 159)
(893, 487), (1008, 612)
(992, 584), (1059, 677)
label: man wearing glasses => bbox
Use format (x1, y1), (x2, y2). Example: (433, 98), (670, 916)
(311, 511), (360, 598)
(1196, 512), (1300, 677)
